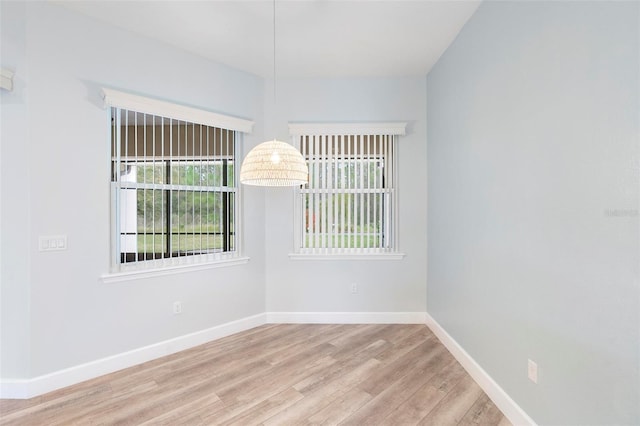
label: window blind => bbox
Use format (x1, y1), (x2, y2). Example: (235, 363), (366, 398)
(105, 89), (253, 272)
(290, 123), (405, 255)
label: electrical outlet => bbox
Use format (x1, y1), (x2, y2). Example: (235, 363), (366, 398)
(527, 359), (538, 384)
(173, 301), (182, 315)
(350, 283), (358, 294)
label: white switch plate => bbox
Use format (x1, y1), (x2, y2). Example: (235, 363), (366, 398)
(39, 235), (67, 251)
(528, 359), (538, 384)
(173, 301), (182, 314)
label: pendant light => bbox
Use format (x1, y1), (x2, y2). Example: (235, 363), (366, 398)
(240, 0), (308, 187)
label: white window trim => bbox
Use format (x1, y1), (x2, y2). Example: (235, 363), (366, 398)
(288, 122), (406, 137)
(289, 253), (405, 261)
(289, 122), (406, 260)
(102, 88), (254, 133)
(100, 256), (250, 284)
(104, 88), (253, 278)
(1, 68), (14, 92)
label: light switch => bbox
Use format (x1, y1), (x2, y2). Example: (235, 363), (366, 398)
(39, 235), (67, 251)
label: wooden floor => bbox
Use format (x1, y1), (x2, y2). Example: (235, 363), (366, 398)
(0, 324), (511, 425)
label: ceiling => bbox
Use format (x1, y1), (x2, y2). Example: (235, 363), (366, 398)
(54, 0), (481, 78)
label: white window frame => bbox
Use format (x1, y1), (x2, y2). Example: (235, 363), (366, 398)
(101, 88), (253, 282)
(289, 122), (406, 260)
(0, 68), (14, 92)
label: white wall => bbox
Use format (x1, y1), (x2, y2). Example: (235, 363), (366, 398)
(0, 0), (31, 380)
(264, 77), (428, 315)
(427, 1), (639, 424)
(0, 1), (428, 388)
(1, 1), (267, 379)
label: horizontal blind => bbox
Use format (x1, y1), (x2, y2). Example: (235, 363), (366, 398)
(111, 107), (238, 271)
(293, 127), (401, 255)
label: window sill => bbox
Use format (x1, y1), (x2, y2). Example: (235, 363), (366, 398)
(100, 256), (250, 284)
(288, 252), (405, 261)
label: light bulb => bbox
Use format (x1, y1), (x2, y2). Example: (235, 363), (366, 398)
(270, 151), (281, 164)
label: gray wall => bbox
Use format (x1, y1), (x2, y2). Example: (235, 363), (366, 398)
(0, 0), (30, 380)
(0, 1), (428, 382)
(1, 1), (267, 379)
(265, 77), (428, 314)
(427, 1), (639, 424)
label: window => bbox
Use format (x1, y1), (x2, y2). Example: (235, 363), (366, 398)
(290, 123), (406, 258)
(104, 89), (253, 274)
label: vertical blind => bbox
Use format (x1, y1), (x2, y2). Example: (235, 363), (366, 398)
(104, 88), (254, 272)
(291, 123), (405, 255)
(111, 108), (238, 270)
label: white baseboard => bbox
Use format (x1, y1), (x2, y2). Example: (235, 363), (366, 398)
(1, 307), (532, 426)
(1, 311), (424, 399)
(0, 313), (266, 399)
(425, 313), (536, 426)
(267, 311), (427, 324)
(0, 380), (30, 400)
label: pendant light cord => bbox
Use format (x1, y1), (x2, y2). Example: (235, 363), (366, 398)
(273, 0), (277, 106)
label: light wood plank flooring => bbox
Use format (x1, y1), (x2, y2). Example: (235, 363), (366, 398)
(0, 324), (511, 425)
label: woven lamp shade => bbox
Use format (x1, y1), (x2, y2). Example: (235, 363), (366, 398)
(240, 140), (308, 186)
